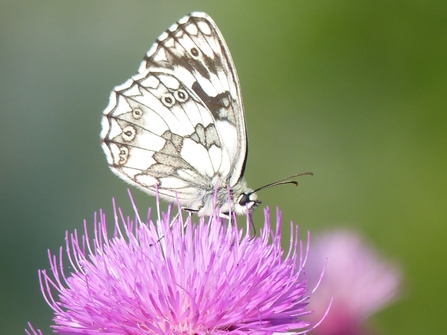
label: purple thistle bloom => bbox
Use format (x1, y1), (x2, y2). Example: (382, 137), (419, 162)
(27, 195), (313, 335)
(305, 229), (401, 335)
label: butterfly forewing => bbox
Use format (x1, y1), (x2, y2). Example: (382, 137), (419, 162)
(139, 13), (247, 184)
(101, 12), (252, 214)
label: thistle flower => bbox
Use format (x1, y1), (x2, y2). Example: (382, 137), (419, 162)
(27, 195), (313, 335)
(305, 229), (401, 335)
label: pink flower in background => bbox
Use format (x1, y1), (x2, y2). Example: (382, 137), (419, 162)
(27, 197), (313, 335)
(306, 229), (401, 335)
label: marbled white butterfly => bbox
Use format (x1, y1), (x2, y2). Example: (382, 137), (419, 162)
(101, 12), (310, 219)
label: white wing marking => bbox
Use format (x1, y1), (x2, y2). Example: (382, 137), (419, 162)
(181, 138), (215, 177)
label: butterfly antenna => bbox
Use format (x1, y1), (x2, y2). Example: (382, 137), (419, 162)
(250, 172), (313, 195)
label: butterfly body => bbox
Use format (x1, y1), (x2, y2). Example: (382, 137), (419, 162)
(101, 12), (259, 217)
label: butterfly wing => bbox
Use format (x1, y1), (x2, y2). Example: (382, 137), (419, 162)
(101, 12), (248, 209)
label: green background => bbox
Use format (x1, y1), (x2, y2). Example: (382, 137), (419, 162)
(1, 1), (446, 334)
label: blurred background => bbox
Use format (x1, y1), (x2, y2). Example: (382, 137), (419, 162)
(1, 1), (446, 334)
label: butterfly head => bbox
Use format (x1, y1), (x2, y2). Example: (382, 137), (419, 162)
(232, 189), (260, 216)
(208, 180), (260, 218)
(222, 172), (314, 218)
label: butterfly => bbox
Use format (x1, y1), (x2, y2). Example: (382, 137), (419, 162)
(101, 12), (310, 219)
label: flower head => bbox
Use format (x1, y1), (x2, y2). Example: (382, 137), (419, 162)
(30, 196), (313, 335)
(305, 229), (401, 335)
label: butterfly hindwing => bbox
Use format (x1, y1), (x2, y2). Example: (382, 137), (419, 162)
(102, 69), (231, 205)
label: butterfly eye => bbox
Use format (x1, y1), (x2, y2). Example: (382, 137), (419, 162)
(132, 108), (143, 119)
(190, 47), (200, 57)
(161, 93), (175, 107)
(122, 125), (136, 142)
(174, 89), (188, 103)
(238, 193), (251, 207)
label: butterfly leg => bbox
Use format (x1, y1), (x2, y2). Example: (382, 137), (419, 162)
(182, 207), (199, 214)
(248, 213), (257, 241)
(149, 211), (185, 246)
